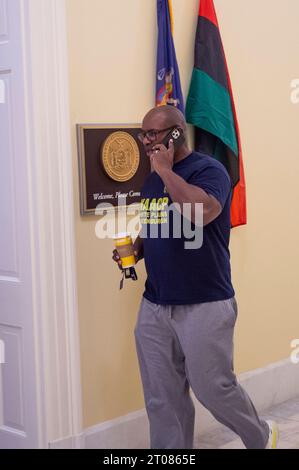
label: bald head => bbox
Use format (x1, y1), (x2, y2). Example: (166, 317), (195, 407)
(140, 105), (190, 160)
(142, 105), (187, 132)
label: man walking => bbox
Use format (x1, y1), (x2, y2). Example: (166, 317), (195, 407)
(112, 105), (278, 449)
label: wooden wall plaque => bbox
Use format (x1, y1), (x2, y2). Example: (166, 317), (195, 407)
(77, 124), (151, 215)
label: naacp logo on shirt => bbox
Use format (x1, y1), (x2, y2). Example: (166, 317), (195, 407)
(140, 196), (169, 225)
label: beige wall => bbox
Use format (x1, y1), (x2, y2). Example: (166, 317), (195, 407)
(65, 0), (299, 428)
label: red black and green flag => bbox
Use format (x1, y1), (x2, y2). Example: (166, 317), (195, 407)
(186, 0), (247, 228)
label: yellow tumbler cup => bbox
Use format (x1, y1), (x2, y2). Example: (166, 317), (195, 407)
(113, 232), (136, 269)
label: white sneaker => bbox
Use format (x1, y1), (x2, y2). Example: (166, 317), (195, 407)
(265, 420), (279, 449)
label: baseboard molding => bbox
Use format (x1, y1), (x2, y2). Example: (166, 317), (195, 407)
(49, 357), (299, 449)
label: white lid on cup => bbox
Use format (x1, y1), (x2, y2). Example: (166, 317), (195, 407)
(112, 232), (132, 240)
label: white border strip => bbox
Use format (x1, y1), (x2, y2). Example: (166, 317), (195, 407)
(22, 0), (82, 447)
(49, 358), (299, 449)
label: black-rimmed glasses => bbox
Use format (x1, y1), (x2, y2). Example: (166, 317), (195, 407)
(137, 126), (174, 143)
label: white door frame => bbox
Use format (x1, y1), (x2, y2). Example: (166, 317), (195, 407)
(21, 0), (82, 447)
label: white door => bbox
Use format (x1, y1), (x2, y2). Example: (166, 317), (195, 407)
(0, 0), (39, 448)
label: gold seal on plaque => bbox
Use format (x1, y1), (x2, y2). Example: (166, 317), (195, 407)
(101, 131), (140, 182)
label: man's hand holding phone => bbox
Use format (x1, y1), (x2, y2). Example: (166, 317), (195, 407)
(149, 139), (175, 178)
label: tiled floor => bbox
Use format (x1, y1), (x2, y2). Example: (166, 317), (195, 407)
(194, 397), (299, 449)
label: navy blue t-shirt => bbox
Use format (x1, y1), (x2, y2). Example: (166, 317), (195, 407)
(139, 151), (235, 305)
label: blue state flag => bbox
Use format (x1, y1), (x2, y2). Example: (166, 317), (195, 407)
(156, 0), (185, 114)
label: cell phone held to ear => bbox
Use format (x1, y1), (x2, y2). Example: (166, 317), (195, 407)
(161, 127), (185, 151)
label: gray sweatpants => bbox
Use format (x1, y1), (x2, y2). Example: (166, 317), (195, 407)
(134, 296), (269, 449)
